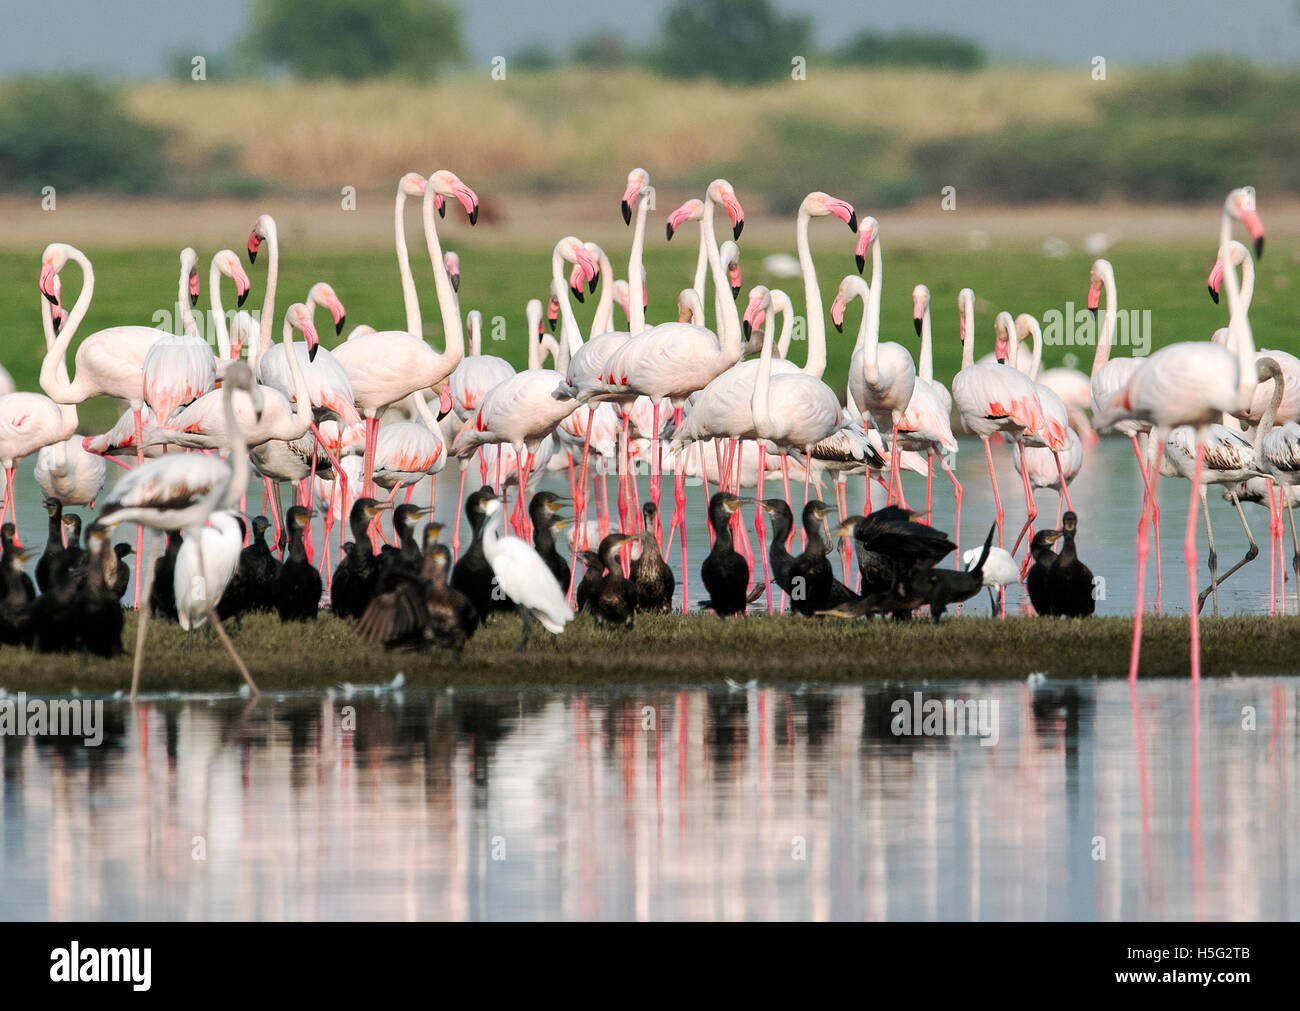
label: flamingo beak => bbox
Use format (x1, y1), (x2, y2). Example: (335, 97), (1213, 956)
(439, 385), (454, 417)
(1240, 207), (1265, 259)
(1207, 258), (1224, 304)
(434, 194), (446, 218)
(723, 192), (745, 240)
(235, 265), (251, 307)
(52, 303), (65, 336)
(189, 270), (200, 307)
(665, 203), (693, 242)
(452, 180), (479, 225)
(826, 196), (858, 232)
(912, 292), (924, 335)
(621, 179), (642, 225)
(39, 261), (58, 304)
(959, 316), (967, 343)
(448, 269), (460, 293)
(1086, 282), (1101, 315)
(247, 232), (261, 264)
(728, 262), (742, 300)
(830, 296), (846, 333)
(547, 299), (559, 332)
(330, 297), (347, 336)
(854, 229), (872, 274)
(569, 263), (586, 303)
(302, 317), (320, 361)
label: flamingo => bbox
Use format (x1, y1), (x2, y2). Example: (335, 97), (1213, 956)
(329, 171), (477, 495)
(372, 390), (448, 513)
(0, 387), (79, 533)
(1096, 186), (1265, 682)
(845, 217), (916, 506)
(148, 304), (318, 451)
(1251, 356), (1300, 614)
(950, 288), (1046, 573)
(97, 362), (265, 697)
(35, 437), (107, 508)
(1009, 313), (1075, 524)
(141, 248), (226, 426)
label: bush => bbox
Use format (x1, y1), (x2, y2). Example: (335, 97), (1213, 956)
(0, 77), (169, 194)
(838, 30), (986, 70)
(244, 0), (464, 80)
(650, 0), (812, 84)
(572, 33), (631, 69)
(509, 45), (559, 71)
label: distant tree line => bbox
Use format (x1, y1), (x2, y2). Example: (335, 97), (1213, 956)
(166, 0), (985, 83)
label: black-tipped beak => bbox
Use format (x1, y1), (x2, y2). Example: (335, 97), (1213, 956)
(53, 315), (63, 336)
(548, 316), (557, 333)
(248, 247), (258, 264)
(1255, 236), (1264, 259)
(1088, 306), (1098, 318)
(733, 220), (744, 241)
(834, 320), (844, 334)
(189, 293), (199, 307)
(571, 285), (585, 304)
(912, 317), (922, 337)
(468, 205), (479, 226)
(450, 274), (460, 293)
(742, 320), (752, 339)
(43, 289), (58, 305)
(731, 285), (740, 299)
(308, 344), (319, 362)
(1208, 285), (1220, 305)
(335, 316), (345, 335)
(237, 289), (249, 308)
(666, 222), (675, 241)
(588, 275), (598, 295)
(438, 201), (446, 219)
(621, 200), (632, 226)
(847, 212), (858, 232)
(855, 254), (865, 274)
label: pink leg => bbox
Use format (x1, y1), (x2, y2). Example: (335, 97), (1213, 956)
(1268, 485), (1278, 615)
(941, 457), (962, 570)
(755, 444), (772, 614)
(650, 401), (662, 545)
(802, 452), (813, 549)
(1129, 434), (1162, 681)
(982, 438), (1004, 547)
(132, 408), (145, 609)
(1054, 452), (1074, 512)
(362, 415), (379, 498)
(925, 450), (934, 525)
(1010, 441), (1039, 557)
(453, 467), (467, 558)
(1186, 438), (1206, 682)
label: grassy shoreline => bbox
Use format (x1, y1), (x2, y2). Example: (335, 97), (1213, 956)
(2, 613), (1298, 695)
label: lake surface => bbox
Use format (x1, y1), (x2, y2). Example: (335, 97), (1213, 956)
(6, 436), (1289, 617)
(1, 678), (1295, 920)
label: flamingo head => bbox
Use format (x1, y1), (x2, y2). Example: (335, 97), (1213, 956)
(47, 273), (65, 333)
(854, 217), (879, 274)
(247, 214), (275, 264)
(621, 167), (650, 225)
(720, 240), (742, 299)
(181, 248), (201, 306)
(803, 192), (858, 232)
(429, 170), (479, 225)
(308, 282), (347, 335)
(830, 275), (869, 333)
(399, 172), (428, 198)
(912, 284), (929, 337)
(223, 360), (263, 421)
(444, 250), (461, 292)
(957, 288), (975, 344)
(546, 292), (559, 333)
(742, 286), (771, 340)
(212, 249), (251, 309)
(286, 302), (321, 362)
(39, 243), (72, 304)
(665, 198), (703, 241)
(1226, 187), (1265, 258)
(993, 313), (1012, 365)
(707, 179), (745, 239)
(613, 279), (632, 322)
(558, 236), (597, 301)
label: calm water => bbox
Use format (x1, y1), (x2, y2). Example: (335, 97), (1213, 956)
(1, 679), (1295, 920)
(6, 437), (1287, 616)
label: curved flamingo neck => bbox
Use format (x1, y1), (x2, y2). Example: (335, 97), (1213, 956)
(178, 258), (198, 337)
(420, 185), (466, 368)
(1239, 251), (1255, 310)
(629, 195), (649, 334)
(550, 249), (582, 369)
(1254, 359), (1284, 452)
(1091, 263), (1118, 379)
(959, 295), (975, 370)
(220, 382), (252, 510)
(589, 248), (615, 340)
(750, 296), (778, 436)
(679, 290), (705, 325)
(40, 246), (95, 400)
(1220, 209), (1257, 415)
(395, 186), (422, 338)
(39, 297), (78, 433)
(257, 218), (279, 362)
(794, 209), (827, 379)
(919, 302), (934, 383)
(209, 257), (232, 359)
(772, 290), (796, 362)
(700, 192), (741, 362)
(280, 318), (311, 429)
(528, 301), (548, 370)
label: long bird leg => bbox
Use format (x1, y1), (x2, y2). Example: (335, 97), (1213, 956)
(650, 400), (663, 547)
(982, 438), (1005, 548)
(676, 460), (689, 616)
(195, 535), (260, 697)
(1198, 490), (1258, 614)
(1184, 433), (1207, 683)
(130, 408), (147, 609)
(362, 414), (379, 498)
(1199, 487), (1219, 617)
(617, 413), (630, 533)
(1054, 452), (1074, 511)
(887, 422), (903, 505)
(130, 529), (156, 699)
(1131, 432), (1163, 611)
(941, 456), (963, 570)
(1128, 429), (1164, 682)
(1286, 490), (1300, 615)
(1010, 441), (1039, 557)
(754, 444), (773, 614)
(452, 466), (467, 558)
(802, 450), (813, 550)
(1268, 484), (1278, 615)
(926, 450), (934, 525)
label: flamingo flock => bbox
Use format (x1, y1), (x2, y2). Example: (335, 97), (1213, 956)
(0, 168), (1285, 693)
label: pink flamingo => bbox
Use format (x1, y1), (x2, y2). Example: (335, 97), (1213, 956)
(950, 290), (1046, 570)
(328, 171), (477, 496)
(845, 218), (916, 507)
(35, 436), (106, 508)
(141, 248), (225, 426)
(1096, 186), (1265, 683)
(1009, 313), (1075, 528)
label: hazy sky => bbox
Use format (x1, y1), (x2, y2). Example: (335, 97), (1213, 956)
(3, 0), (1298, 78)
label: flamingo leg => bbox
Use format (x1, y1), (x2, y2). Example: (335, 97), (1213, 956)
(676, 467), (689, 615)
(925, 450), (934, 525)
(1129, 430), (1164, 681)
(453, 467), (467, 558)
(1009, 441), (1038, 557)
(1286, 490), (1300, 615)
(801, 450), (813, 550)
(130, 529), (156, 699)
(1199, 487), (1219, 617)
(362, 414), (379, 498)
(1185, 435), (1206, 683)
(650, 400), (662, 546)
(194, 534), (259, 696)
(1268, 484), (1278, 615)
(131, 408), (146, 609)
(982, 438), (1004, 547)
(1054, 452), (1074, 512)
(755, 444), (773, 614)
(941, 456), (962, 571)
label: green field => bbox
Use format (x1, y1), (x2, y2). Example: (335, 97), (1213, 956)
(4, 238), (1294, 434)
(5, 612), (1298, 694)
